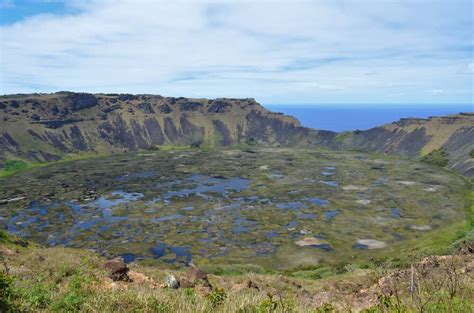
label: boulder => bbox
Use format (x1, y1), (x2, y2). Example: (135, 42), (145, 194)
(165, 274), (179, 289)
(137, 102), (155, 114)
(208, 100), (231, 113)
(65, 93), (98, 111)
(179, 266), (212, 291)
(104, 257), (130, 281)
(160, 104), (172, 114)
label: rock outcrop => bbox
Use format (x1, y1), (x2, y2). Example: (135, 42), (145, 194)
(104, 257), (130, 282)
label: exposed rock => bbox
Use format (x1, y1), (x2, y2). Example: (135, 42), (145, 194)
(398, 180), (416, 186)
(165, 273), (179, 289)
(137, 102), (155, 114)
(424, 186), (440, 192)
(208, 100), (231, 113)
(0, 196), (27, 204)
(179, 266), (212, 291)
(104, 257), (130, 282)
(295, 237), (329, 247)
(355, 239), (387, 249)
(159, 103), (172, 114)
(117, 94), (139, 101)
(459, 241), (473, 255)
(342, 185), (368, 191)
(180, 101), (203, 111)
(410, 225), (432, 231)
(127, 270), (157, 288)
(0, 247), (18, 256)
(65, 93), (98, 111)
(230, 279), (260, 293)
(213, 120), (233, 145)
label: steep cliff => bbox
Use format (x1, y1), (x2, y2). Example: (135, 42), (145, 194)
(339, 113), (474, 177)
(0, 92), (335, 163)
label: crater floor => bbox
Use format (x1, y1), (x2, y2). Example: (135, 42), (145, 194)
(0, 147), (469, 268)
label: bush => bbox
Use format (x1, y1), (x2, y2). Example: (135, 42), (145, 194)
(0, 231), (10, 244)
(245, 137), (257, 146)
(470, 149), (474, 158)
(334, 131), (352, 143)
(3, 160), (28, 172)
(0, 272), (17, 312)
(190, 140), (203, 148)
(420, 148), (449, 167)
(239, 298), (278, 313)
(206, 287), (226, 308)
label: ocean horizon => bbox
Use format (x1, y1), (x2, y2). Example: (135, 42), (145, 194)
(264, 105), (473, 132)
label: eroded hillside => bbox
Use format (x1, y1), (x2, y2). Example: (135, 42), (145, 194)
(0, 92), (472, 177)
(338, 113), (474, 177)
(0, 92), (335, 163)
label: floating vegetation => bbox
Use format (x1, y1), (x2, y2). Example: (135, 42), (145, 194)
(0, 147), (468, 268)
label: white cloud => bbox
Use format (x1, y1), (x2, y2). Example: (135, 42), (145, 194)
(0, 0), (472, 104)
(468, 63), (474, 74)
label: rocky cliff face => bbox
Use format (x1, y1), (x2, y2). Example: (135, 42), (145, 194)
(0, 92), (335, 162)
(339, 113), (474, 177)
(1, 92), (471, 177)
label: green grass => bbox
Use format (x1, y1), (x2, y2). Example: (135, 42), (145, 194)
(334, 131), (352, 143)
(0, 152), (103, 178)
(3, 159), (28, 171)
(0, 225), (472, 312)
(420, 147), (450, 167)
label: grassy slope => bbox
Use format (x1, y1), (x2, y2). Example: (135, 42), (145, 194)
(1, 225), (472, 312)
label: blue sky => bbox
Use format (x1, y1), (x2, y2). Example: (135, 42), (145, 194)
(0, 0), (472, 106)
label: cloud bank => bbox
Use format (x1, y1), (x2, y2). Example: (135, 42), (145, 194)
(0, 0), (472, 104)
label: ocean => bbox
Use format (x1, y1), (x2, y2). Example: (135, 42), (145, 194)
(264, 105), (473, 132)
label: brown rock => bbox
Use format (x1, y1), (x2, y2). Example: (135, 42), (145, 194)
(179, 266), (213, 291)
(0, 247), (17, 256)
(104, 257), (129, 282)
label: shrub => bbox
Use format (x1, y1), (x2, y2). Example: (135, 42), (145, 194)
(3, 160), (28, 172)
(315, 303), (336, 313)
(0, 231), (10, 244)
(0, 272), (17, 312)
(334, 131), (352, 143)
(420, 148), (449, 167)
(239, 298), (278, 313)
(190, 140), (203, 148)
(206, 287), (226, 308)
(245, 137), (257, 146)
